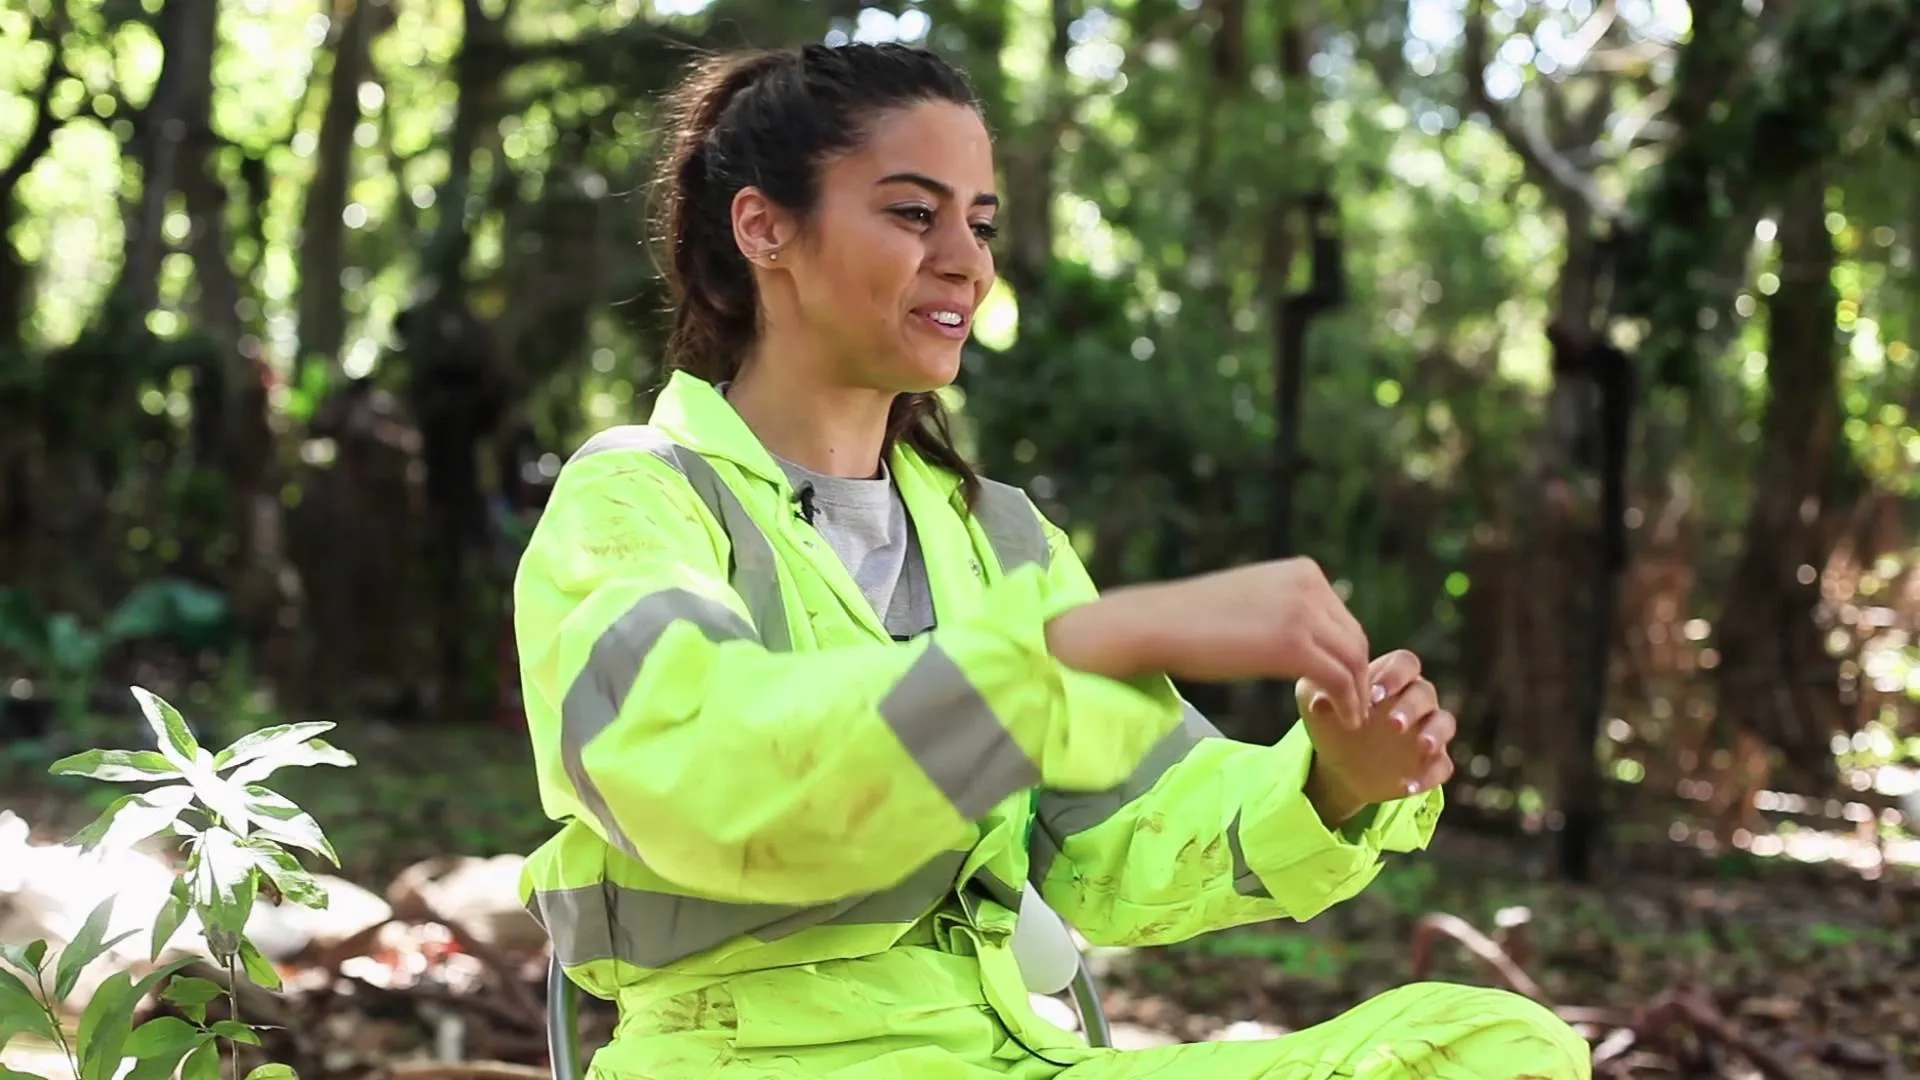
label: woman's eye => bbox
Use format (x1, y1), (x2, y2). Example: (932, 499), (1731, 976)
(890, 206), (935, 227)
(971, 221), (999, 242)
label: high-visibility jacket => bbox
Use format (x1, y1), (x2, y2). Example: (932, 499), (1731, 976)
(514, 371), (1444, 1065)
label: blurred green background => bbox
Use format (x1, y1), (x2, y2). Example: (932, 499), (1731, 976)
(1, 0), (1918, 1070)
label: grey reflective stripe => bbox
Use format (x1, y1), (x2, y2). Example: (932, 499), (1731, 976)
(568, 425), (788, 649)
(562, 588), (756, 857)
(1227, 811), (1271, 898)
(674, 450), (792, 652)
(970, 867), (1024, 910)
(879, 642), (1042, 820)
(533, 849), (968, 969)
(569, 424), (682, 465)
(974, 478), (1051, 573)
(1028, 700), (1221, 885)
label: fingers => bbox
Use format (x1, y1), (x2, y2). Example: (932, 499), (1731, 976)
(1407, 710), (1456, 794)
(1312, 580), (1369, 729)
(1302, 643), (1367, 726)
(1379, 676), (1439, 735)
(1282, 559), (1369, 728)
(1414, 707), (1456, 760)
(1367, 649), (1422, 700)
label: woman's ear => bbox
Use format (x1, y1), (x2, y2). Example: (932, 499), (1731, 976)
(731, 187), (793, 268)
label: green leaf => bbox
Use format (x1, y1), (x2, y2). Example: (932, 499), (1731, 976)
(124, 1016), (201, 1059)
(0, 965), (40, 1011)
(188, 829), (257, 958)
(243, 1065), (297, 1080)
(54, 897), (118, 1002)
(0, 967), (60, 1048)
(237, 938), (280, 992)
(130, 686), (199, 769)
(160, 975), (224, 1025)
(67, 785), (195, 856)
(124, 1030), (212, 1080)
(181, 751), (253, 836)
(151, 876), (192, 963)
(0, 939), (46, 975)
(102, 579), (229, 647)
(238, 838), (329, 910)
(75, 970), (137, 1080)
(78, 961), (205, 1079)
(208, 1020), (261, 1046)
(226, 735), (356, 786)
(178, 1039), (221, 1080)
(126, 958), (203, 1006)
(211, 722), (335, 772)
(45, 614), (102, 675)
(238, 786), (338, 866)
(46, 748), (180, 783)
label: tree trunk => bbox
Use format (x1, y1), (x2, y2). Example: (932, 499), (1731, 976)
(1712, 165), (1849, 809)
(293, 0), (382, 380)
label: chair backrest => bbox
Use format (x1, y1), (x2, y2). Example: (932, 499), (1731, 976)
(1067, 954), (1112, 1049)
(544, 950), (1110, 1077)
(546, 955), (585, 1080)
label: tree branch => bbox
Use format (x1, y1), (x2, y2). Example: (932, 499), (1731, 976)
(1460, 0), (1622, 223)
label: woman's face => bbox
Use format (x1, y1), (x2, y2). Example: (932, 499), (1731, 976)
(759, 100), (999, 394)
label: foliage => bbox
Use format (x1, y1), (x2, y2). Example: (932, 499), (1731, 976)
(0, 687), (354, 1080)
(1620, 0), (1920, 389)
(0, 582), (231, 737)
(0, 0), (1914, 813)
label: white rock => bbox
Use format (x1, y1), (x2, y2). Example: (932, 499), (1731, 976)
(1209, 1019), (1288, 1041)
(1108, 1022), (1181, 1049)
(386, 855), (541, 952)
(0, 814), (189, 1010)
(1028, 993), (1081, 1032)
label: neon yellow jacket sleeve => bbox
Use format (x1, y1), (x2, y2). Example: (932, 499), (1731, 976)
(515, 447), (1183, 907)
(1028, 519), (1443, 946)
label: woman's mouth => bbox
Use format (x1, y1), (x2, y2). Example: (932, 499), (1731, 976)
(910, 307), (971, 340)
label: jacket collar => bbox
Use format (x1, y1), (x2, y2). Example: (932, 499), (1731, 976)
(648, 370), (787, 487)
(649, 369), (965, 510)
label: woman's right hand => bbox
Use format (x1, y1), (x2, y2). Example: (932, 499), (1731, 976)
(1045, 557), (1373, 723)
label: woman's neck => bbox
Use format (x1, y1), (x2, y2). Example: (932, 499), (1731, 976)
(724, 360), (895, 479)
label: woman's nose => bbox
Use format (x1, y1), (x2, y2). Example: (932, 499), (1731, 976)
(929, 223), (989, 284)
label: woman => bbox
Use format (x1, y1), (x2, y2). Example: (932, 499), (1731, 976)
(514, 41), (1589, 1079)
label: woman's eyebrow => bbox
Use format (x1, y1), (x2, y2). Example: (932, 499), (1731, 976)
(875, 171), (1000, 208)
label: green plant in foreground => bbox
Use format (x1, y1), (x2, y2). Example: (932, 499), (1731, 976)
(0, 686), (355, 1080)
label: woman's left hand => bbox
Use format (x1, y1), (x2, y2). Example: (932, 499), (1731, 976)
(1296, 649), (1455, 822)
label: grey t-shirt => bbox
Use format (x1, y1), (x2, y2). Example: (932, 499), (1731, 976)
(775, 457), (935, 641)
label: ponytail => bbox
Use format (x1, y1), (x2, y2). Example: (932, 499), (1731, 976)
(653, 50), (786, 384)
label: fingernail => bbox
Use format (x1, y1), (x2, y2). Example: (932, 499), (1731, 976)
(1391, 710), (1408, 730)
(1405, 781), (1422, 795)
(1419, 735), (1436, 753)
(1370, 683), (1388, 705)
(1310, 692), (1328, 712)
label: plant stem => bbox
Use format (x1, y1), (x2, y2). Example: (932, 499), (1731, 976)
(225, 953), (242, 1080)
(33, 969), (78, 1078)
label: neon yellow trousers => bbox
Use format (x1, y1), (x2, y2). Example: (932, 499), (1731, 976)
(591, 943), (1591, 1079)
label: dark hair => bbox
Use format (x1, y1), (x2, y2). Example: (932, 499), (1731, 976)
(653, 42), (982, 503)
